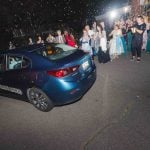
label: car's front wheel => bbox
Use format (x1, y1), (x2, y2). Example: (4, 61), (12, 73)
(27, 87), (53, 112)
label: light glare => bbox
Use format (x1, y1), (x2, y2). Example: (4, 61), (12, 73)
(110, 10), (117, 19)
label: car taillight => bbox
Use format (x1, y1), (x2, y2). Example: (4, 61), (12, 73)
(47, 66), (79, 78)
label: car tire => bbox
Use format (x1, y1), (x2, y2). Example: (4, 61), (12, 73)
(27, 87), (54, 112)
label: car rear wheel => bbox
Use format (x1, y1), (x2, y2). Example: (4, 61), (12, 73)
(27, 87), (53, 112)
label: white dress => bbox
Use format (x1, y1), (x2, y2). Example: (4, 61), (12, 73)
(142, 23), (149, 50)
(95, 31), (107, 53)
(100, 30), (107, 52)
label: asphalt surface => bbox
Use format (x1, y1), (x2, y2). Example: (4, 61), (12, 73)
(0, 52), (150, 150)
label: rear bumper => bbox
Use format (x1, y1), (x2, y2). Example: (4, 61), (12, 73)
(44, 68), (96, 105)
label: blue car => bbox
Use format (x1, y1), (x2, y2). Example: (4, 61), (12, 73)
(0, 44), (96, 111)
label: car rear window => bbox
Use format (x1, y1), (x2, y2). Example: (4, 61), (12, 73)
(35, 44), (77, 61)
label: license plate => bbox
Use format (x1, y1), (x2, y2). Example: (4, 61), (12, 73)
(82, 61), (89, 70)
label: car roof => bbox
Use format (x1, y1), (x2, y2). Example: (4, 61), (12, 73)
(0, 43), (56, 55)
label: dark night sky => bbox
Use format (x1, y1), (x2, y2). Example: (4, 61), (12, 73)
(0, 0), (127, 48)
(0, 0), (128, 29)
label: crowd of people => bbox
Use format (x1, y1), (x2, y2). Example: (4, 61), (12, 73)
(27, 29), (77, 47)
(9, 15), (150, 63)
(110, 15), (150, 62)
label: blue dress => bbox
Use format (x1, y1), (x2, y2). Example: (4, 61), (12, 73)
(116, 36), (124, 55)
(121, 36), (127, 54)
(127, 31), (132, 52)
(109, 30), (124, 57)
(146, 30), (150, 53)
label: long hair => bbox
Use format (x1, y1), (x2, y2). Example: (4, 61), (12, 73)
(97, 24), (103, 33)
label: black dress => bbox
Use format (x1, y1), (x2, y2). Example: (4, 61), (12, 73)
(97, 47), (110, 63)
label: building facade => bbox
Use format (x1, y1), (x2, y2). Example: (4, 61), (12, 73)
(130, 0), (141, 15)
(143, 0), (150, 16)
(130, 0), (150, 16)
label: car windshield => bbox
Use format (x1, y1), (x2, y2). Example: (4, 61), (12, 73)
(35, 44), (77, 61)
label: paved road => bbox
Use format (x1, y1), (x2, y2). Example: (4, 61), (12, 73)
(0, 53), (150, 150)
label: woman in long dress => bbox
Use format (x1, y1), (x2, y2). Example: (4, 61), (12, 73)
(95, 24), (110, 63)
(79, 29), (92, 55)
(109, 24), (124, 60)
(146, 29), (150, 53)
(95, 24), (107, 52)
(145, 18), (150, 53)
(126, 19), (134, 52)
(143, 16), (149, 51)
(120, 19), (127, 54)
